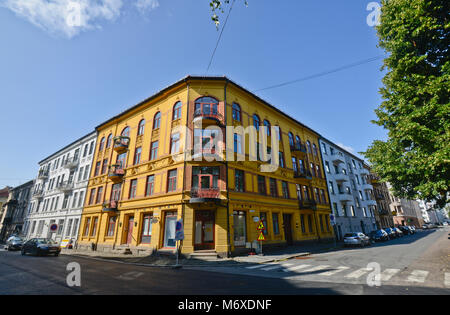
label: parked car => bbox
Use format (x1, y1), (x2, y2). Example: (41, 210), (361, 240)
(394, 227), (404, 237)
(21, 238), (61, 257)
(398, 226), (412, 235)
(369, 230), (389, 242)
(5, 236), (24, 251)
(344, 232), (371, 247)
(409, 226), (416, 234)
(384, 228), (397, 239)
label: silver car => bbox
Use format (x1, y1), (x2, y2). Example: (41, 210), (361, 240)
(344, 232), (371, 247)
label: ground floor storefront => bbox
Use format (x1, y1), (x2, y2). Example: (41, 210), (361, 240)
(334, 217), (378, 241)
(24, 214), (81, 244)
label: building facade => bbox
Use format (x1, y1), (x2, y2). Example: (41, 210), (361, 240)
(77, 76), (334, 257)
(369, 173), (394, 229)
(387, 184), (424, 228)
(24, 132), (97, 244)
(0, 180), (34, 241)
(0, 187), (11, 239)
(319, 138), (378, 240)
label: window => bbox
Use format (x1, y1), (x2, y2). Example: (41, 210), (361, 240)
(121, 127), (130, 138)
(350, 205), (356, 217)
(314, 188), (320, 203)
(83, 218), (91, 236)
(272, 213), (280, 235)
(89, 141), (95, 154)
(296, 184), (302, 200)
(91, 217), (98, 237)
(173, 102), (182, 120)
(316, 165), (321, 178)
(279, 152), (285, 168)
(269, 178), (278, 197)
(232, 103), (241, 122)
(134, 147), (142, 165)
(194, 129), (220, 155)
(195, 97), (219, 116)
(102, 159), (108, 174)
(78, 191), (84, 208)
(235, 169), (245, 192)
(321, 143), (327, 155)
(111, 183), (121, 201)
(72, 219), (79, 237)
(303, 186), (310, 200)
(83, 166), (90, 180)
(171, 133), (180, 154)
(62, 195), (69, 209)
(167, 170), (177, 192)
(146, 175), (155, 196)
(306, 141), (312, 153)
(260, 212), (268, 235)
(129, 179), (137, 199)
(310, 162), (316, 177)
(83, 144), (89, 157)
(141, 214), (153, 243)
(325, 161), (331, 173)
(89, 188), (96, 205)
(320, 189), (327, 204)
(329, 181), (335, 194)
(153, 112), (161, 130)
(282, 181), (289, 199)
(72, 193), (78, 208)
(106, 134), (113, 148)
(96, 186), (103, 204)
(253, 114), (260, 131)
(150, 141), (158, 160)
(263, 119), (271, 136)
(78, 167), (84, 181)
(94, 161), (101, 177)
(192, 167), (220, 190)
(257, 175), (266, 195)
(300, 214), (306, 233)
(99, 137), (105, 151)
(319, 215), (324, 233)
(288, 132), (295, 147)
(106, 216), (116, 237)
(292, 157), (298, 173)
(313, 143), (318, 156)
(308, 215), (313, 233)
(234, 134), (242, 154)
(138, 119), (145, 136)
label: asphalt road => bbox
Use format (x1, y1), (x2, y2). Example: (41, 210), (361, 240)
(0, 227), (449, 296)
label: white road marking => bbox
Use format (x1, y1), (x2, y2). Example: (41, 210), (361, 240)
(261, 264), (284, 271)
(299, 265), (331, 273)
(245, 264), (268, 269)
(283, 264), (312, 272)
(444, 273), (450, 288)
(320, 266), (350, 276)
(380, 269), (401, 281)
(407, 270), (429, 283)
(345, 268), (371, 279)
(117, 271), (144, 281)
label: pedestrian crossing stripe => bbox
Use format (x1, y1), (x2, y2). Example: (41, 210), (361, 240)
(407, 270), (429, 283)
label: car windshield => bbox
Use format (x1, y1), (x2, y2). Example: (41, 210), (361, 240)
(344, 233), (357, 237)
(9, 236), (22, 241)
(36, 238), (57, 245)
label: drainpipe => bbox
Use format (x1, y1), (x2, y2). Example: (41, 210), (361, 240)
(180, 82), (190, 256)
(224, 80), (231, 258)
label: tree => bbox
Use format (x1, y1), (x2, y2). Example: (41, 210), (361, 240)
(209, 0), (247, 28)
(363, 0), (450, 207)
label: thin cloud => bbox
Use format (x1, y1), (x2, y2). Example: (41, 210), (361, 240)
(336, 142), (355, 154)
(0, 0), (159, 38)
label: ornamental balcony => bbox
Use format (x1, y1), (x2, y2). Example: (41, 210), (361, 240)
(365, 199), (377, 207)
(334, 173), (349, 183)
(293, 170), (312, 180)
(193, 108), (224, 126)
(113, 136), (130, 153)
(290, 144), (307, 154)
(62, 157), (79, 169)
(102, 200), (119, 212)
(108, 164), (125, 182)
(299, 200), (317, 210)
(190, 187), (220, 203)
(56, 181), (74, 193)
(338, 192), (353, 203)
(360, 168), (370, 175)
(190, 147), (222, 161)
(32, 189), (44, 199)
(37, 170), (49, 180)
(331, 153), (345, 165)
(362, 183), (373, 191)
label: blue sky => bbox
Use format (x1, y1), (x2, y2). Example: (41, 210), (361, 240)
(0, 0), (386, 188)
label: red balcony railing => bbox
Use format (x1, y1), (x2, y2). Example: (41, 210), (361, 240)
(103, 200), (118, 211)
(193, 108), (224, 123)
(108, 164), (125, 182)
(113, 136), (130, 153)
(191, 187), (220, 200)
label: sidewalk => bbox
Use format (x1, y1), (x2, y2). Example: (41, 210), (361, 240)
(61, 241), (343, 267)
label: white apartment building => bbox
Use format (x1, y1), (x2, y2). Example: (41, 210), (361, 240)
(319, 138), (377, 240)
(24, 131), (97, 245)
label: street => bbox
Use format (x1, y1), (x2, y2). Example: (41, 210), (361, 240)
(0, 227), (449, 295)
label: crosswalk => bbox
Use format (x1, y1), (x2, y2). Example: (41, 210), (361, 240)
(240, 262), (450, 288)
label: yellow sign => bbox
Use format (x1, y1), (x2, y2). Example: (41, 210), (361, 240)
(257, 222), (265, 231)
(258, 231), (265, 241)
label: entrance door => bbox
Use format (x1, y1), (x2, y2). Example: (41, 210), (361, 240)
(194, 211), (215, 250)
(126, 216), (134, 245)
(233, 211), (247, 247)
(283, 214), (293, 245)
(163, 212), (177, 248)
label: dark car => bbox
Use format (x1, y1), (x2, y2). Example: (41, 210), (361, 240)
(21, 238), (61, 257)
(409, 226), (416, 234)
(398, 226), (412, 235)
(393, 227), (404, 237)
(384, 228), (397, 239)
(369, 229), (389, 242)
(5, 236), (24, 251)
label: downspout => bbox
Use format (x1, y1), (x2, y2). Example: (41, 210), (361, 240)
(180, 81), (190, 256)
(224, 80), (231, 258)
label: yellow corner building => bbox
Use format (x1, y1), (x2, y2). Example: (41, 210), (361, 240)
(77, 76), (334, 257)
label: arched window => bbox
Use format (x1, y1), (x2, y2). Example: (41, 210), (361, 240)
(306, 140), (312, 153)
(288, 133), (295, 147)
(121, 127), (130, 137)
(138, 119), (145, 136)
(232, 103), (241, 122)
(106, 134), (113, 148)
(153, 112), (161, 130)
(99, 137), (105, 151)
(253, 114), (260, 131)
(312, 143), (318, 156)
(263, 119), (271, 136)
(173, 102), (182, 120)
(195, 97), (219, 115)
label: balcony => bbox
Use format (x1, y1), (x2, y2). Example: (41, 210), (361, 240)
(57, 181), (74, 193)
(365, 199), (377, 207)
(193, 108), (224, 126)
(294, 170), (312, 180)
(62, 157), (79, 169)
(113, 136), (130, 153)
(360, 168), (370, 175)
(32, 189), (44, 199)
(334, 173), (349, 183)
(298, 200), (317, 210)
(190, 148), (222, 161)
(108, 164), (125, 182)
(290, 144), (307, 154)
(37, 170), (48, 179)
(190, 187), (220, 203)
(331, 153), (345, 165)
(362, 183), (373, 191)
(338, 192), (353, 203)
(102, 200), (119, 212)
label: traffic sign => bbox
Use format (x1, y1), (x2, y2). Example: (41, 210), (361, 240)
(175, 219), (184, 241)
(257, 222), (265, 231)
(50, 224), (58, 232)
(257, 231), (265, 241)
(330, 214), (336, 226)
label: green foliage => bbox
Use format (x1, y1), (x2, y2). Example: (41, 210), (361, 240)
(210, 0), (248, 28)
(364, 0), (450, 207)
